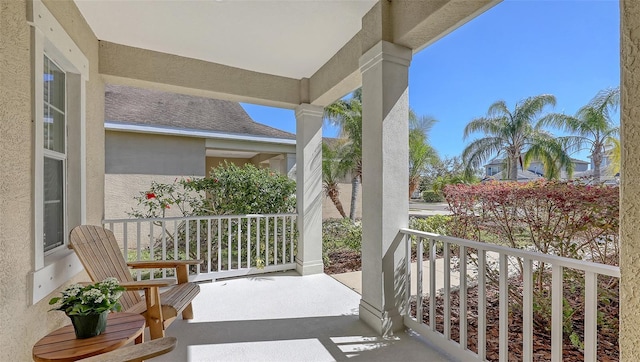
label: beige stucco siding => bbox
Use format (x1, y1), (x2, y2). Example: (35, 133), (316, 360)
(620, 0), (640, 359)
(322, 183), (363, 220)
(106, 131), (206, 176)
(206, 157), (252, 174)
(0, 1), (102, 360)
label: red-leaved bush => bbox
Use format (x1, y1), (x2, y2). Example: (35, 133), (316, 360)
(443, 180), (619, 265)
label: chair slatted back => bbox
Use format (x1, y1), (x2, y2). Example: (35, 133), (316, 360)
(69, 225), (143, 310)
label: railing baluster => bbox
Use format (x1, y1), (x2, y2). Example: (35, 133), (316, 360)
(282, 217), (285, 264)
(266, 217), (270, 266)
(459, 245), (467, 350)
(417, 237), (424, 324)
(185, 220), (190, 263)
(237, 217), (241, 268)
(247, 217), (252, 268)
(444, 241), (451, 340)
(207, 219), (212, 273)
(227, 218), (232, 270)
(290, 216), (294, 263)
(499, 253), (508, 362)
(551, 264), (563, 362)
(274, 216), (278, 265)
(196, 219), (201, 274)
(162, 220), (167, 278)
(405, 234), (411, 317)
(523, 258), (533, 362)
(429, 238), (436, 331)
(584, 271), (598, 362)
(217, 219), (222, 272)
(149, 221), (154, 279)
(478, 248), (487, 360)
(136, 221), (141, 280)
(257, 217), (261, 265)
(173, 220), (178, 262)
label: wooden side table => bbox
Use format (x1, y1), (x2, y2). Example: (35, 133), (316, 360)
(33, 313), (146, 362)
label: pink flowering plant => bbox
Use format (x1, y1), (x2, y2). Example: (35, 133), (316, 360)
(49, 278), (125, 316)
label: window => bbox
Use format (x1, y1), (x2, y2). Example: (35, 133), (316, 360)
(43, 55), (66, 253)
(30, 0), (89, 304)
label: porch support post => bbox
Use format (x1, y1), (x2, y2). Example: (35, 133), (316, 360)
(358, 40), (412, 336)
(294, 104), (324, 275)
(620, 0), (640, 359)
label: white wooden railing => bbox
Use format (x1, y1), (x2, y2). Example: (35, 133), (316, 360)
(399, 228), (620, 362)
(103, 213), (297, 282)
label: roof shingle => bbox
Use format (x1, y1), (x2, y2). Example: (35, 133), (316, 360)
(105, 85), (295, 140)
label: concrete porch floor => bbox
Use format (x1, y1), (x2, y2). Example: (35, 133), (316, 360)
(151, 271), (453, 362)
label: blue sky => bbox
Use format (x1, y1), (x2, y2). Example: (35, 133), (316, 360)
(241, 0), (620, 161)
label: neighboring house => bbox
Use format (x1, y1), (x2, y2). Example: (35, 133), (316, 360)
(483, 156), (589, 181)
(104, 85), (296, 219)
(573, 151), (619, 185)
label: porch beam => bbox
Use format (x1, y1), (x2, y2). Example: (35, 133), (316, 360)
(620, 0), (640, 359)
(390, 0), (500, 53)
(308, 0), (501, 107)
(358, 40), (412, 336)
(294, 104), (324, 275)
(99, 41), (300, 109)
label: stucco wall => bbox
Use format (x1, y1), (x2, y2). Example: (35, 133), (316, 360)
(620, 0), (640, 359)
(206, 157), (252, 174)
(322, 182), (363, 220)
(0, 1), (102, 360)
(106, 131), (206, 176)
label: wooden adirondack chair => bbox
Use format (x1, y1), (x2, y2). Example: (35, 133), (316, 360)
(69, 225), (202, 340)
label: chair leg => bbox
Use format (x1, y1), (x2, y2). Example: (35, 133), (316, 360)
(145, 287), (165, 340)
(182, 303), (194, 320)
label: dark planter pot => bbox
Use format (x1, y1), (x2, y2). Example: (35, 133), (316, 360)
(68, 311), (108, 339)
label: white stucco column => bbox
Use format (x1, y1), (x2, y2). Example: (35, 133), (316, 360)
(294, 104), (324, 275)
(358, 41), (412, 335)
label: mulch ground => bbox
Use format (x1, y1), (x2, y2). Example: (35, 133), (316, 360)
(324, 252), (619, 361)
(409, 281), (619, 361)
(324, 250), (361, 274)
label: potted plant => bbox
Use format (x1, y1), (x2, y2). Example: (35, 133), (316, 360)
(49, 277), (125, 339)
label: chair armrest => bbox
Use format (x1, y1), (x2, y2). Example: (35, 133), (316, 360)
(127, 260), (203, 284)
(119, 280), (172, 290)
(127, 260), (203, 269)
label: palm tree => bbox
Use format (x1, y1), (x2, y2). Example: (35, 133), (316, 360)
(324, 90), (362, 221)
(322, 142), (347, 218)
(463, 94), (574, 181)
(409, 114), (438, 198)
(539, 87), (620, 183)
(606, 137), (620, 176)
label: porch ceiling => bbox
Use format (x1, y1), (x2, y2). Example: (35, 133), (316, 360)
(73, 0), (499, 107)
(74, 0), (376, 79)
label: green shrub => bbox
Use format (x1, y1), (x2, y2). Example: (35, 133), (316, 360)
(322, 219), (362, 265)
(422, 190), (444, 203)
(191, 162), (296, 215)
(409, 215), (451, 235)
(130, 163), (297, 272)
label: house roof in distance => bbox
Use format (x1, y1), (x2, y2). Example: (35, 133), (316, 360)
(105, 85), (295, 140)
(484, 155), (588, 167)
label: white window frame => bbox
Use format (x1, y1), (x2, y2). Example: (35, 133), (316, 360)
(29, 0), (89, 304)
(43, 55), (67, 255)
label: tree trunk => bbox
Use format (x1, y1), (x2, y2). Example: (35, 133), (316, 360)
(409, 176), (420, 199)
(327, 188), (347, 218)
(593, 150), (603, 183)
(349, 175), (360, 221)
(509, 154), (519, 181)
